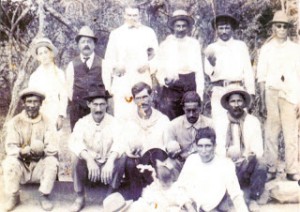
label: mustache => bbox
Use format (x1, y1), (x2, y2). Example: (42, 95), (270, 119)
(94, 111), (103, 115)
(83, 46), (91, 50)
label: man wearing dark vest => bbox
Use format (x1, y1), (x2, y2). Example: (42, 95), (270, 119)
(66, 26), (105, 131)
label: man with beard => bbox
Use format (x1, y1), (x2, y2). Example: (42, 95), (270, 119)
(121, 82), (169, 200)
(204, 14), (255, 155)
(155, 10), (204, 120)
(104, 4), (158, 121)
(2, 87), (58, 211)
(66, 26), (105, 131)
(166, 91), (213, 169)
(69, 89), (125, 212)
(220, 87), (267, 211)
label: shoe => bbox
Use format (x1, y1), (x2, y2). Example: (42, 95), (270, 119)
(266, 172), (276, 181)
(70, 196), (85, 212)
(5, 194), (20, 211)
(249, 200), (260, 212)
(286, 173), (300, 181)
(40, 195), (54, 211)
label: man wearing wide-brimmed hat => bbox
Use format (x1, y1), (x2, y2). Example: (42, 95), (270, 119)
(257, 10), (300, 182)
(104, 4), (158, 121)
(68, 88), (125, 212)
(204, 13), (255, 156)
(2, 87), (59, 211)
(220, 87), (267, 211)
(66, 25), (106, 131)
(155, 9), (204, 120)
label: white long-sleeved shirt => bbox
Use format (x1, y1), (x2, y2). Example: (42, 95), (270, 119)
(204, 38), (255, 95)
(28, 64), (68, 124)
(257, 38), (300, 104)
(155, 35), (204, 99)
(103, 23), (159, 94)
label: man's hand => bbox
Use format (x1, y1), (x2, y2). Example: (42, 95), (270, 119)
(227, 146), (241, 162)
(20, 146), (31, 157)
(113, 67), (126, 77)
(164, 77), (175, 86)
(259, 98), (267, 119)
(56, 116), (64, 131)
(138, 64), (150, 74)
(207, 55), (216, 67)
(166, 141), (181, 158)
(86, 159), (101, 182)
(101, 161), (114, 185)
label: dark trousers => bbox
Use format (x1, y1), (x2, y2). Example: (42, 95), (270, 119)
(69, 101), (90, 131)
(236, 155), (267, 200)
(73, 156), (126, 194)
(125, 148), (168, 200)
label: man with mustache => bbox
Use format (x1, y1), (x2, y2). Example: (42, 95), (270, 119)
(155, 10), (204, 120)
(204, 14), (255, 156)
(121, 82), (169, 200)
(2, 87), (58, 211)
(220, 87), (267, 211)
(66, 26), (105, 131)
(166, 91), (212, 171)
(104, 4), (158, 121)
(69, 88), (125, 212)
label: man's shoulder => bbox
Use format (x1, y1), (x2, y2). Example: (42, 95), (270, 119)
(170, 115), (185, 126)
(199, 114), (213, 125)
(153, 108), (170, 123)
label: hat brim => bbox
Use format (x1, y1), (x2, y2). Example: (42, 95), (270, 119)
(83, 94), (112, 101)
(220, 90), (251, 110)
(212, 14), (239, 30)
(30, 42), (58, 58)
(75, 35), (98, 43)
(268, 21), (293, 27)
(20, 91), (45, 101)
(119, 200), (133, 212)
(167, 15), (195, 29)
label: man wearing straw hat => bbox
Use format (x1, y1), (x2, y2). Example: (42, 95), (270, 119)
(220, 87), (267, 211)
(66, 26), (105, 131)
(2, 87), (58, 211)
(155, 9), (204, 120)
(257, 10), (300, 181)
(204, 13), (255, 156)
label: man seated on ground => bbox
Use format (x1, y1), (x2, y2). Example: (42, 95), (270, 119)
(220, 87), (267, 211)
(122, 82), (170, 200)
(69, 88), (125, 212)
(2, 87), (58, 211)
(176, 127), (249, 212)
(166, 91), (213, 173)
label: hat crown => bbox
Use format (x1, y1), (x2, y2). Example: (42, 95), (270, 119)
(32, 37), (54, 46)
(171, 9), (189, 17)
(77, 26), (96, 38)
(103, 192), (127, 212)
(20, 87), (45, 100)
(271, 10), (289, 24)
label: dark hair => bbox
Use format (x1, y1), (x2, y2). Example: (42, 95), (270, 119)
(195, 127), (216, 146)
(131, 82), (152, 98)
(181, 91), (201, 106)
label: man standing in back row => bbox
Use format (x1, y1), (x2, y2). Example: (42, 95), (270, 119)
(204, 14), (255, 155)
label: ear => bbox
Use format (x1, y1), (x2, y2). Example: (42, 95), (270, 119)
(86, 100), (91, 108)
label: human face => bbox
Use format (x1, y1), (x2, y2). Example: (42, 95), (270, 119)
(272, 23), (288, 40)
(183, 102), (200, 124)
(217, 23), (233, 41)
(227, 94), (245, 119)
(23, 96), (42, 119)
(173, 20), (189, 38)
(124, 7), (140, 27)
(134, 89), (152, 115)
(87, 98), (107, 123)
(36, 46), (54, 65)
(78, 37), (95, 57)
(196, 138), (215, 163)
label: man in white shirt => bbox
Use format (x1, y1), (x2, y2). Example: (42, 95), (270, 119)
(66, 26), (105, 131)
(176, 127), (248, 212)
(220, 87), (267, 210)
(257, 10), (300, 181)
(204, 14), (255, 155)
(69, 89), (125, 212)
(104, 4), (158, 121)
(155, 10), (204, 120)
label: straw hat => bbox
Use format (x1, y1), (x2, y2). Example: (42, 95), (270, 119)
(220, 87), (251, 110)
(167, 10), (195, 29)
(75, 26), (98, 43)
(30, 37), (58, 58)
(103, 192), (133, 212)
(19, 87), (45, 101)
(269, 10), (292, 26)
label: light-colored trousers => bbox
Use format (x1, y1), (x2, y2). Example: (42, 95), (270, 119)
(2, 156), (58, 195)
(264, 89), (299, 174)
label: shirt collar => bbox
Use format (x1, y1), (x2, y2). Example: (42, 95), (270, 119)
(183, 115), (203, 129)
(217, 37), (234, 46)
(80, 52), (95, 63)
(87, 113), (109, 128)
(20, 110), (42, 124)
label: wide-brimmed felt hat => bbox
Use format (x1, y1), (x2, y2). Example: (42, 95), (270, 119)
(221, 87), (251, 110)
(167, 9), (195, 29)
(211, 14), (239, 30)
(75, 26), (98, 43)
(83, 89), (112, 101)
(19, 87), (45, 101)
(103, 192), (133, 212)
(30, 37), (58, 58)
(269, 10), (292, 27)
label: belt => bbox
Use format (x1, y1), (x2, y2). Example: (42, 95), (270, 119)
(211, 80), (243, 87)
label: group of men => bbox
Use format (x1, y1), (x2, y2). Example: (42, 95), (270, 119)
(2, 3), (300, 212)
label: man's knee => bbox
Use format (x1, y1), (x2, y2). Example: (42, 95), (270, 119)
(43, 156), (59, 168)
(2, 156), (22, 174)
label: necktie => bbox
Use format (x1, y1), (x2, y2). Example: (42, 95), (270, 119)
(83, 57), (90, 70)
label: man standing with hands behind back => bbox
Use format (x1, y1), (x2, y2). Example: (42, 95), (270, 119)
(66, 26), (105, 131)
